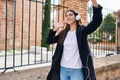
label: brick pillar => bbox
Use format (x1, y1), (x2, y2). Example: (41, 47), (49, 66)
(55, 0), (89, 24)
(114, 10), (120, 54)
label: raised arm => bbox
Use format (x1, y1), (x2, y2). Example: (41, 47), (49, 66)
(46, 29), (59, 44)
(84, 0), (103, 35)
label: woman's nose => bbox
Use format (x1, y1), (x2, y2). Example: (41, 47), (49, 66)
(66, 16), (70, 19)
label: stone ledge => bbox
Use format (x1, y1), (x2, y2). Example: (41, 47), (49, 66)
(0, 55), (120, 80)
(95, 62), (120, 74)
(0, 63), (51, 80)
(94, 55), (120, 80)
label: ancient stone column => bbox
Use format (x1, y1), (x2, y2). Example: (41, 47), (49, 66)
(114, 10), (120, 54)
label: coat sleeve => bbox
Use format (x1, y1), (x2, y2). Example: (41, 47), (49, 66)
(46, 29), (59, 44)
(84, 5), (103, 35)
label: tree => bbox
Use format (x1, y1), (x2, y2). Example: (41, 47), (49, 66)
(98, 14), (116, 42)
(41, 0), (51, 50)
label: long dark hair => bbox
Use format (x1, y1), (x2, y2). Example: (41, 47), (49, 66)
(58, 9), (83, 45)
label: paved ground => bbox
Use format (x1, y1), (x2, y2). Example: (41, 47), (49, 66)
(0, 51), (120, 80)
(0, 48), (119, 71)
(0, 51), (53, 70)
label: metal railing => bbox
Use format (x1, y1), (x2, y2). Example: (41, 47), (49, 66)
(0, 0), (118, 73)
(88, 7), (117, 58)
(0, 0), (68, 73)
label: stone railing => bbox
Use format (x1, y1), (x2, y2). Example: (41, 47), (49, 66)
(94, 55), (120, 80)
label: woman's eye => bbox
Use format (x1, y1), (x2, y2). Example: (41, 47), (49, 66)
(69, 14), (73, 16)
(66, 14), (73, 17)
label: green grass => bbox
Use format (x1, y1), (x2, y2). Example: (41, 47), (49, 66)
(0, 50), (1, 53)
(7, 50), (13, 53)
(16, 50), (21, 52)
(0, 49), (28, 56)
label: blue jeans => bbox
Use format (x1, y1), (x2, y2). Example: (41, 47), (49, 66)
(60, 66), (84, 80)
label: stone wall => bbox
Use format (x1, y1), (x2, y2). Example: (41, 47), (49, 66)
(0, 64), (50, 80)
(94, 55), (120, 80)
(0, 55), (120, 80)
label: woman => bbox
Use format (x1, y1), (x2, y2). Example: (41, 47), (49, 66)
(46, 0), (102, 80)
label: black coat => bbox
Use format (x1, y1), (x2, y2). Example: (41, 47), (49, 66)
(46, 5), (102, 80)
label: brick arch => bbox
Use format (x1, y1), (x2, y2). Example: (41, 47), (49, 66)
(55, 0), (89, 24)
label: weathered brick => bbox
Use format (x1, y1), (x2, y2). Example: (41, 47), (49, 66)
(0, 0), (43, 50)
(55, 0), (88, 24)
(114, 10), (120, 50)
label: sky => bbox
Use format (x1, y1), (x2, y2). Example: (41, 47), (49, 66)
(51, 0), (120, 21)
(52, 0), (120, 11)
(90, 0), (120, 11)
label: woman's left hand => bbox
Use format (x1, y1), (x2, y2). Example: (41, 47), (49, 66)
(91, 0), (99, 8)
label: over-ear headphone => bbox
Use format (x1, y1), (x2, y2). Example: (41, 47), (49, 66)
(66, 10), (81, 21)
(75, 12), (81, 21)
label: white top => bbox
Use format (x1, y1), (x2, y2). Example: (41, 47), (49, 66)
(60, 30), (82, 69)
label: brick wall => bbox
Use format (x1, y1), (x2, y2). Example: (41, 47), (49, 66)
(0, 0), (89, 50)
(114, 10), (120, 52)
(0, 0), (43, 50)
(117, 13), (120, 47)
(55, 0), (89, 24)
(118, 27), (120, 46)
(0, 0), (12, 50)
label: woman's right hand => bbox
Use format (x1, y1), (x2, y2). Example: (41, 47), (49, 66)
(53, 22), (65, 31)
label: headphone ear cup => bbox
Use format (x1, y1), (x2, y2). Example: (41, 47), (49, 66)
(76, 14), (80, 21)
